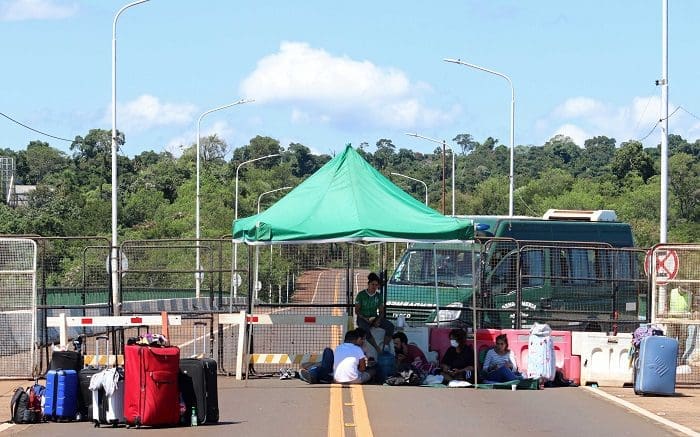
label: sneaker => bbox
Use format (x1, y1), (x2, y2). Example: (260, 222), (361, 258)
(279, 368), (294, 380)
(299, 368), (312, 383)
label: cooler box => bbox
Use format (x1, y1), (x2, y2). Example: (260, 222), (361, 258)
(634, 336), (678, 396)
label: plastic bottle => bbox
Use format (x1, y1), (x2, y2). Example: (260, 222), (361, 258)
(190, 407), (198, 426)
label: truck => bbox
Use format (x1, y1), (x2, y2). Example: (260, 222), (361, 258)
(385, 209), (649, 332)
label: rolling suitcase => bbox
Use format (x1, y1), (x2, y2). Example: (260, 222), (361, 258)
(634, 335), (678, 396)
(91, 367), (125, 427)
(124, 343), (180, 427)
(44, 369), (79, 421)
(50, 350), (83, 372)
(78, 335), (109, 421)
(179, 322), (219, 424)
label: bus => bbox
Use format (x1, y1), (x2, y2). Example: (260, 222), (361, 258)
(385, 209), (648, 332)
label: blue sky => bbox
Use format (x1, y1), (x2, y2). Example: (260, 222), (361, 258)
(1, 0), (699, 158)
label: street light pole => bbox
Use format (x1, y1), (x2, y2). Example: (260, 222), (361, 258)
(390, 172), (428, 206)
(195, 98), (253, 298)
(253, 186), (292, 301)
(444, 58), (515, 216)
(232, 153), (280, 303)
(111, 0), (149, 317)
(406, 133), (456, 216)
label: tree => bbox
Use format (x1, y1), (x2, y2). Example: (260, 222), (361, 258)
(543, 135), (580, 166)
(200, 134), (229, 164)
(611, 140), (654, 181)
(669, 153), (700, 221)
(453, 133), (478, 155)
(576, 136), (616, 177)
(70, 129), (125, 193)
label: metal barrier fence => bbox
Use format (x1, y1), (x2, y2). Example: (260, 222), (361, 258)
(0, 238), (37, 378)
(478, 241), (648, 333)
(385, 240), (650, 334)
(2, 235), (688, 384)
(246, 243), (381, 375)
(651, 243), (700, 385)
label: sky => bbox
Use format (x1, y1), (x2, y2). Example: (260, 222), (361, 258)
(1, 0), (700, 158)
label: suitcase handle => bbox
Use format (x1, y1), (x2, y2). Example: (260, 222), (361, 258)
(193, 322), (207, 357)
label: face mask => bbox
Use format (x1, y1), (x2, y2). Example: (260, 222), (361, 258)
(450, 339), (459, 348)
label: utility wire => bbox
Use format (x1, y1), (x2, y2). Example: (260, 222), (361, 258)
(0, 111), (73, 143)
(678, 106), (700, 120)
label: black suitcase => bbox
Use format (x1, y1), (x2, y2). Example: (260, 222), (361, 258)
(179, 322), (219, 424)
(50, 350), (83, 371)
(77, 336), (109, 420)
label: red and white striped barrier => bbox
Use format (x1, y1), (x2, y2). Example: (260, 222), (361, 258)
(218, 312), (351, 380)
(46, 312), (182, 368)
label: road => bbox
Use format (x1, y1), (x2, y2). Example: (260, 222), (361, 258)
(3, 378), (689, 436)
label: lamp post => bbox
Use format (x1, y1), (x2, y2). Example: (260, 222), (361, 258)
(444, 58), (515, 216)
(195, 98), (253, 298)
(253, 186), (292, 301)
(111, 0), (149, 317)
(232, 153), (280, 302)
(406, 133), (456, 216)
(390, 172), (428, 206)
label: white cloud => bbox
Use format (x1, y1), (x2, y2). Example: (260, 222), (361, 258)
(112, 94), (197, 133)
(240, 41), (458, 129)
(551, 97), (604, 118)
(0, 0), (77, 21)
(539, 95), (698, 146)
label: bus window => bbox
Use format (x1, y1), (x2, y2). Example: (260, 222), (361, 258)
(521, 249), (544, 287)
(570, 249), (595, 285)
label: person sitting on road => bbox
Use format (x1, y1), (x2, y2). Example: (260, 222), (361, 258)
(355, 272), (394, 353)
(354, 327), (377, 366)
(483, 334), (521, 382)
(392, 331), (429, 373)
(333, 329), (375, 384)
(440, 328), (475, 383)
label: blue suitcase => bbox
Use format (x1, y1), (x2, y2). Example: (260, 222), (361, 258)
(44, 369), (79, 420)
(634, 336), (678, 396)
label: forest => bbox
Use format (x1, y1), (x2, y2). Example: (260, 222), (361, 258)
(1, 129), (698, 248)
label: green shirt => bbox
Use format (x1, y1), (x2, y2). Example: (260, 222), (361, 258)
(355, 289), (383, 317)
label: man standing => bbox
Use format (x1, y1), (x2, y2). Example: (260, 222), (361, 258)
(333, 330), (374, 384)
(355, 272), (394, 353)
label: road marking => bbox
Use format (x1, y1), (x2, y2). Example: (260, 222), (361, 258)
(311, 271), (324, 304)
(583, 387), (700, 437)
(350, 385), (374, 437)
(332, 273), (343, 345)
(328, 385), (344, 437)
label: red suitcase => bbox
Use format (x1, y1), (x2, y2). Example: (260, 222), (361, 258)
(124, 344), (180, 427)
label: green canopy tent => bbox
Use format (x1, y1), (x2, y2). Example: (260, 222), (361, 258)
(232, 145), (473, 243)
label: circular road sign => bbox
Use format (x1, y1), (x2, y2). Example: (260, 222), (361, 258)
(645, 249), (679, 285)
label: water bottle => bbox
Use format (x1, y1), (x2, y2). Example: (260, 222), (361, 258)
(190, 407), (198, 426)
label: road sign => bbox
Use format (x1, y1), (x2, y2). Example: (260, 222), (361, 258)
(645, 249), (679, 285)
(105, 254), (129, 277)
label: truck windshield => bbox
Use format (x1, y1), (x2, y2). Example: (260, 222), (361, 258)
(390, 248), (475, 287)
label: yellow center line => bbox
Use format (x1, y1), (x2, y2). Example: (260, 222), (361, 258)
(328, 384), (344, 437)
(350, 385), (374, 437)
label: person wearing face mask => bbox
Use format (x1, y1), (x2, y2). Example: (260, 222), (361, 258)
(355, 272), (395, 353)
(440, 328), (475, 383)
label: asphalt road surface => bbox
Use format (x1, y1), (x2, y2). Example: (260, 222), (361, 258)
(4, 378), (688, 437)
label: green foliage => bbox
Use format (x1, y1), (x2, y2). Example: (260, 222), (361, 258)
(0, 130), (697, 250)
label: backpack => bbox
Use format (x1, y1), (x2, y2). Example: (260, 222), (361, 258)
(385, 369), (421, 386)
(632, 325), (664, 349)
(10, 384), (44, 424)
